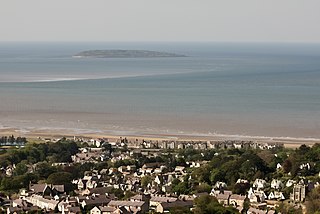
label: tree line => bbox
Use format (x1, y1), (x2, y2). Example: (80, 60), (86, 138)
(0, 135), (27, 145)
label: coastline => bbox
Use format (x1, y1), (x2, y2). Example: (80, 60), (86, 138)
(1, 126), (319, 149)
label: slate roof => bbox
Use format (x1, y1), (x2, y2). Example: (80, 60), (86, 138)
(99, 206), (117, 212)
(108, 200), (145, 207)
(159, 200), (193, 209)
(83, 195), (111, 206)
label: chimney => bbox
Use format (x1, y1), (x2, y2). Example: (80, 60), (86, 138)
(142, 194), (151, 210)
(219, 185), (224, 194)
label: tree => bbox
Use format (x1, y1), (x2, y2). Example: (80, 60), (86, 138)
(194, 195), (239, 214)
(35, 161), (57, 179)
(172, 181), (190, 195)
(276, 202), (302, 214)
(239, 151), (268, 178)
(282, 159), (292, 174)
(46, 172), (73, 185)
(14, 161), (28, 176)
(306, 186), (320, 214)
(192, 165), (211, 184)
(47, 172), (74, 193)
(210, 169), (225, 184)
(141, 175), (152, 188)
(169, 206), (193, 214)
(102, 143), (113, 156)
(232, 182), (250, 195)
(0, 173), (37, 192)
(195, 183), (211, 193)
(110, 188), (124, 199)
(241, 197), (250, 214)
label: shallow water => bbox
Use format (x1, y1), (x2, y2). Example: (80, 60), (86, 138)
(0, 42), (320, 138)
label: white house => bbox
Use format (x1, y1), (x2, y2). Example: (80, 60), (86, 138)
(90, 206), (116, 214)
(271, 179), (284, 190)
(253, 179), (267, 190)
(268, 191), (285, 200)
(25, 195), (59, 211)
(286, 180), (296, 187)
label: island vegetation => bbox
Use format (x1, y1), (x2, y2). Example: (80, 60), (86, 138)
(73, 50), (186, 58)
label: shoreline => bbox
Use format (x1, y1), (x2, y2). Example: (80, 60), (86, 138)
(1, 127), (319, 149)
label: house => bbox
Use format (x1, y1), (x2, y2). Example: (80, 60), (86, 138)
(248, 193), (260, 203)
(130, 194), (178, 208)
(89, 138), (105, 148)
(77, 174), (100, 190)
(89, 187), (114, 197)
(29, 183), (65, 196)
(149, 195), (177, 207)
(156, 200), (193, 213)
(290, 184), (306, 202)
(162, 141), (175, 149)
(25, 195), (59, 211)
(12, 199), (28, 208)
(127, 165), (137, 172)
(18, 189), (29, 198)
(253, 179), (267, 190)
(270, 179), (284, 190)
(161, 184), (172, 193)
(108, 168), (118, 175)
(229, 194), (247, 207)
(142, 163), (165, 171)
(174, 166), (185, 173)
(236, 179), (249, 184)
(153, 168), (163, 174)
(234, 143), (243, 149)
(193, 192), (209, 199)
(81, 195), (111, 208)
(5, 166), (14, 177)
(154, 175), (164, 185)
(247, 207), (266, 214)
(299, 163), (311, 170)
(72, 148), (104, 163)
(129, 194), (151, 204)
(247, 188), (267, 203)
(118, 166), (127, 173)
(7, 206), (39, 214)
(90, 206), (116, 214)
(57, 198), (80, 214)
(86, 179), (98, 189)
(100, 169), (109, 175)
(108, 200), (148, 213)
(210, 190), (232, 206)
(286, 180), (296, 187)
(247, 207), (275, 214)
(177, 195), (193, 201)
(276, 163), (282, 170)
(67, 206), (82, 214)
(214, 182), (227, 189)
(268, 191), (285, 200)
(189, 162), (201, 168)
(153, 174), (173, 187)
(78, 179), (88, 190)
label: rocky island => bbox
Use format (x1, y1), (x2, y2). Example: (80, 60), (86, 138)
(73, 49), (186, 58)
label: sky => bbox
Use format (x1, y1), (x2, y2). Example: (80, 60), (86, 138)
(1, 0), (320, 43)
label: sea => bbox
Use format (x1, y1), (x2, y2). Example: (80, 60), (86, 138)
(0, 42), (320, 138)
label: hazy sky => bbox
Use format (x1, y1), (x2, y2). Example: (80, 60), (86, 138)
(1, 0), (320, 42)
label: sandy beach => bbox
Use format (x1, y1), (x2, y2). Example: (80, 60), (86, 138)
(1, 126), (319, 149)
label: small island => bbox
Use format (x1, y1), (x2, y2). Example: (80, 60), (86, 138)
(73, 49), (186, 58)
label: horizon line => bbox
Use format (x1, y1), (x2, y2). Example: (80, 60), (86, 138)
(1, 40), (320, 45)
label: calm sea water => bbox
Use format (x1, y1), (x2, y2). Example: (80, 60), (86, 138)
(0, 42), (320, 138)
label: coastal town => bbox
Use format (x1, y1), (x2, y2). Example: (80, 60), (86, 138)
(0, 135), (319, 214)
(2, 1), (320, 214)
